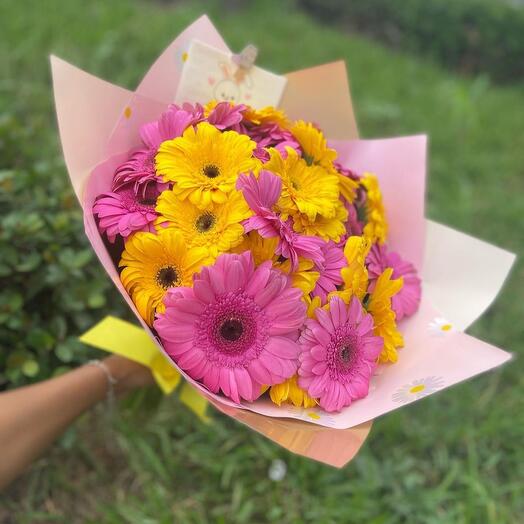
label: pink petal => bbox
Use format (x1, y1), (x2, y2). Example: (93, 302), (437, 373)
(329, 297), (347, 328)
(193, 279), (215, 303)
(348, 295), (364, 323)
(228, 369), (240, 403)
(224, 258), (246, 292)
(357, 313), (375, 337)
(311, 344), (327, 361)
(139, 121), (162, 148)
(235, 367), (254, 401)
(309, 324), (331, 346)
(202, 365), (220, 393)
(175, 298), (205, 315)
(253, 273), (286, 308)
(248, 359), (273, 384)
(209, 269), (226, 296)
(314, 308), (335, 334)
(312, 361), (327, 375)
(304, 373), (329, 397)
(154, 321), (193, 344)
(219, 368), (231, 397)
(163, 340), (194, 358)
(177, 349), (204, 369)
(244, 261), (272, 296)
(186, 358), (209, 379)
(265, 336), (301, 359)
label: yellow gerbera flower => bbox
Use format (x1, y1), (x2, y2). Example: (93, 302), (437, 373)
(361, 173), (388, 244)
(277, 257), (320, 296)
(243, 106), (290, 128)
(304, 295), (322, 318)
(367, 268), (404, 363)
(291, 199), (348, 242)
(291, 120), (358, 202)
(264, 147), (340, 222)
(155, 188), (250, 256)
(119, 229), (212, 326)
(339, 236), (372, 301)
(232, 231), (278, 265)
(155, 122), (259, 208)
(203, 100), (218, 116)
(269, 375), (317, 408)
(338, 173), (359, 204)
(291, 120), (337, 168)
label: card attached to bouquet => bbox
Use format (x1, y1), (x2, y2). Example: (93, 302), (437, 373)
(175, 40), (287, 108)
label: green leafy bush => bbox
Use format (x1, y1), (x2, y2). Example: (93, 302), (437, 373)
(300, 0), (524, 82)
(0, 112), (127, 388)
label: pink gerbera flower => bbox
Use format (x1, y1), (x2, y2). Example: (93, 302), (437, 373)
(207, 102), (246, 131)
(346, 202), (364, 237)
(312, 241), (345, 303)
(154, 251), (306, 404)
(246, 122), (301, 162)
(113, 104), (203, 193)
(140, 104), (203, 150)
(298, 296), (383, 412)
(112, 149), (161, 196)
(236, 170), (325, 271)
(93, 184), (161, 242)
(335, 201), (364, 249)
(367, 243), (421, 320)
(252, 147), (271, 162)
(334, 162), (360, 182)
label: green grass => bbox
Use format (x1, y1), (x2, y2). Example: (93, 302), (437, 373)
(1, 0), (523, 522)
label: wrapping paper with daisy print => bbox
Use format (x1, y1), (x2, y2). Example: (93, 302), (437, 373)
(52, 16), (515, 466)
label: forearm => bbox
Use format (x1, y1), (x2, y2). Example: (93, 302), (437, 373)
(0, 356), (148, 490)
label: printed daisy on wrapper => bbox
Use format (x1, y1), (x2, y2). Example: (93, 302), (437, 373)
(392, 377), (445, 404)
(429, 317), (455, 336)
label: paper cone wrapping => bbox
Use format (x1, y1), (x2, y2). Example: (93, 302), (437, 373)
(51, 16), (514, 467)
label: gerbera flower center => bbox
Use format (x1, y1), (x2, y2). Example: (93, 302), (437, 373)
(202, 163), (220, 179)
(136, 185), (159, 208)
(219, 318), (244, 341)
(291, 177), (301, 190)
(335, 335), (358, 371)
(196, 291), (270, 365)
(156, 265), (180, 290)
(303, 153), (314, 166)
(138, 196), (158, 207)
(326, 326), (361, 378)
(195, 211), (216, 233)
(340, 345), (353, 363)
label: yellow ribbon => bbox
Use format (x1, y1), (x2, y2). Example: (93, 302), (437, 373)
(179, 382), (212, 424)
(80, 316), (209, 422)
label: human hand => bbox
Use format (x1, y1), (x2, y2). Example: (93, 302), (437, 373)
(102, 355), (155, 395)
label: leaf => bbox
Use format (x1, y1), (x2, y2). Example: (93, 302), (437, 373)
(55, 336), (87, 363)
(0, 290), (24, 313)
(27, 328), (55, 351)
(55, 341), (74, 362)
(0, 263), (12, 276)
(21, 359), (40, 377)
(58, 248), (92, 269)
(17, 252), (42, 272)
(87, 292), (106, 309)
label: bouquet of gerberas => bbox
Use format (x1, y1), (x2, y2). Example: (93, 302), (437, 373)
(52, 16), (514, 466)
(91, 101), (421, 412)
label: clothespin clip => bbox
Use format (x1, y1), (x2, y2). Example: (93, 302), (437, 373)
(232, 44), (258, 84)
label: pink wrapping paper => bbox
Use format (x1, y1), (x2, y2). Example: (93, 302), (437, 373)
(52, 15), (515, 466)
